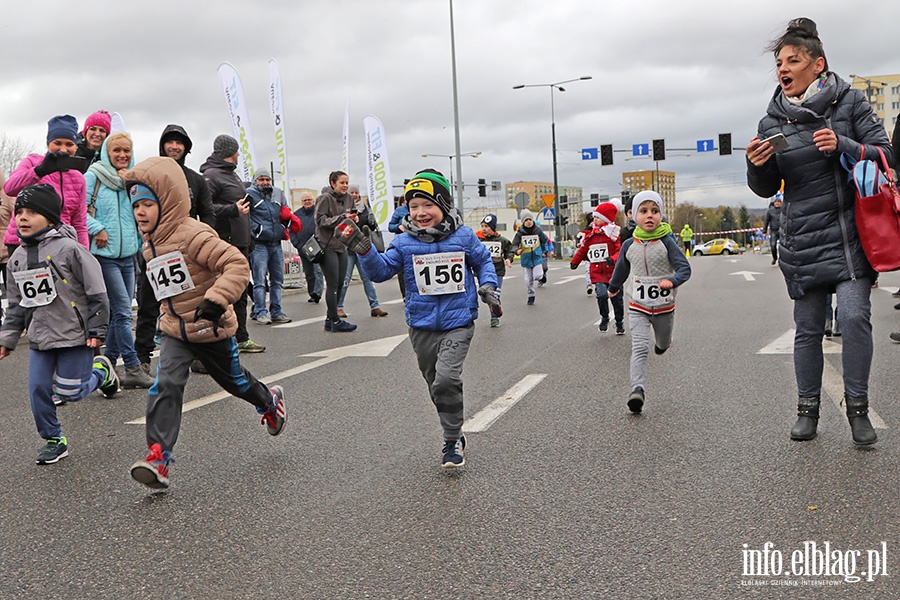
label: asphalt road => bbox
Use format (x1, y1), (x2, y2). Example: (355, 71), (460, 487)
(1, 253), (899, 598)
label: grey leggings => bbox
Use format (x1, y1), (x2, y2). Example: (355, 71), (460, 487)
(793, 278), (872, 398)
(628, 310), (674, 392)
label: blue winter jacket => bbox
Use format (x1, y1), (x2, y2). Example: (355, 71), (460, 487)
(358, 226), (498, 331)
(388, 205), (409, 234)
(511, 224), (550, 268)
(247, 184), (288, 244)
(85, 138), (141, 259)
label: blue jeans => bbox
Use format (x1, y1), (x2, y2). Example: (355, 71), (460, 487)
(793, 278), (872, 398)
(98, 255), (139, 368)
(338, 252), (380, 310)
(251, 243), (285, 318)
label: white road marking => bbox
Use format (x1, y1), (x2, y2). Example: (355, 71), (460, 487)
(463, 374), (547, 433)
(730, 270), (763, 281)
(553, 275), (586, 285)
(272, 315), (328, 329)
(127, 334), (408, 424)
(757, 329), (885, 428)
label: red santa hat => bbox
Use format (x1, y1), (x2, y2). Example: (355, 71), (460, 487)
(592, 202), (618, 224)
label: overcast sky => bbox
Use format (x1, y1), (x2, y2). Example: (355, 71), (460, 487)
(2, 1), (899, 209)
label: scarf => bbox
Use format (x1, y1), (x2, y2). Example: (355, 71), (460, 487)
(593, 223), (620, 241)
(633, 222), (672, 241)
(403, 209), (464, 243)
(89, 160), (125, 191)
(784, 72), (830, 106)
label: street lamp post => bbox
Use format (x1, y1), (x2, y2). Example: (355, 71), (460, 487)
(421, 152), (481, 203)
(849, 73), (889, 106)
(513, 76), (592, 243)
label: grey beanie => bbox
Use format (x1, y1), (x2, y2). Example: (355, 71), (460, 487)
(520, 209), (535, 222)
(255, 168), (271, 180)
(213, 134), (239, 158)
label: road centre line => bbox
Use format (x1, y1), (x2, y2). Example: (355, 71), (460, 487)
(463, 374), (547, 433)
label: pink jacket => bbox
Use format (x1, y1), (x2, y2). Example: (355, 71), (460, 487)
(3, 153), (88, 248)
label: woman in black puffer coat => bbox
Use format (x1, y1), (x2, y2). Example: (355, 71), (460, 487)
(747, 17), (892, 446)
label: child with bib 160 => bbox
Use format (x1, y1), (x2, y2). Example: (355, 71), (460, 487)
(608, 191), (691, 415)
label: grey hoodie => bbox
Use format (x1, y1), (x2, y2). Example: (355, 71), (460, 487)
(0, 224), (109, 351)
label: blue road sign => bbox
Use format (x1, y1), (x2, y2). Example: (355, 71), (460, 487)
(697, 139), (715, 153)
(582, 148), (598, 160)
(633, 143), (649, 157)
(541, 207), (555, 221)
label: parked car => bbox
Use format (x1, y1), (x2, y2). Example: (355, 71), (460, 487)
(693, 238), (738, 256)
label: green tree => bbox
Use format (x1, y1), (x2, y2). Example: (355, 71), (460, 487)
(738, 204), (752, 246)
(719, 206), (738, 233)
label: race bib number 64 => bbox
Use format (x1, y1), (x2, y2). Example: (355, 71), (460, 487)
(13, 266), (57, 308)
(146, 251), (195, 301)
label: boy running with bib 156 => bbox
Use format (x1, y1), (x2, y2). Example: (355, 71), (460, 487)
(609, 191), (690, 414)
(124, 157), (286, 489)
(335, 169), (500, 468)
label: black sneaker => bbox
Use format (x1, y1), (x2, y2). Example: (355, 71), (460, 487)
(890, 331), (900, 343)
(616, 323), (625, 335)
(441, 435), (466, 468)
(330, 319), (357, 332)
(93, 356), (119, 398)
(527, 296), (535, 306)
(598, 320), (609, 332)
(627, 387), (645, 414)
(654, 345), (667, 355)
(36, 436), (68, 465)
(131, 443), (172, 489)
(258, 385), (286, 436)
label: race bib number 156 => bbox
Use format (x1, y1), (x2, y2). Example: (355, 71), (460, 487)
(413, 252), (466, 296)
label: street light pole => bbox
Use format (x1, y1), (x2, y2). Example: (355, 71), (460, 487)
(449, 0), (465, 214)
(513, 76), (592, 243)
(421, 152), (481, 201)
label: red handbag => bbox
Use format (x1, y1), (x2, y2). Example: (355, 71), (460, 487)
(851, 147), (900, 272)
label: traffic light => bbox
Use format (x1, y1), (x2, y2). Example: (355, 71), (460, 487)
(652, 139), (666, 161)
(477, 178), (486, 197)
(590, 193), (599, 207)
(560, 195), (568, 208)
(600, 144), (614, 166)
(718, 133), (732, 156)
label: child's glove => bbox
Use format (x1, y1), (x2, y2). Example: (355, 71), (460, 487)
(478, 284), (503, 318)
(605, 257), (615, 267)
(569, 261), (578, 270)
(336, 218), (372, 255)
(194, 299), (226, 337)
(34, 152), (67, 177)
(279, 205), (293, 221)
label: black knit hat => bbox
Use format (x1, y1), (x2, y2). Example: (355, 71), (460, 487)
(15, 184), (62, 225)
(213, 134), (239, 158)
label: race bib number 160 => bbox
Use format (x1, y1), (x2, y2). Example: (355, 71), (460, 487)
(146, 251), (195, 301)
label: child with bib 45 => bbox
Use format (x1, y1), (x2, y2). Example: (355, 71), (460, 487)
(337, 169), (501, 469)
(608, 191), (691, 414)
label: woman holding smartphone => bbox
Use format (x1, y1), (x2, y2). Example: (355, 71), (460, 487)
(3, 115), (89, 253)
(316, 171), (358, 332)
(746, 18), (892, 446)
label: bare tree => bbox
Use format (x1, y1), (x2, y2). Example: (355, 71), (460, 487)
(0, 133), (37, 177)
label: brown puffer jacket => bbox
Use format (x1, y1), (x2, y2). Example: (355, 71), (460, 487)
(124, 157), (250, 343)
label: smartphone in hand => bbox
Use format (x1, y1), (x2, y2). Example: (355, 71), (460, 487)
(762, 133), (789, 153)
(57, 155), (86, 171)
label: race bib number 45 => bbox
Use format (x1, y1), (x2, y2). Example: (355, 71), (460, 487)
(631, 274), (674, 308)
(413, 252), (466, 296)
(146, 251), (195, 301)
(13, 266), (57, 308)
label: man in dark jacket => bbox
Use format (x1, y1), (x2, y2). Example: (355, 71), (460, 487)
(762, 194), (782, 265)
(248, 168), (295, 324)
(200, 134), (264, 353)
(134, 126), (235, 373)
(290, 191), (323, 303)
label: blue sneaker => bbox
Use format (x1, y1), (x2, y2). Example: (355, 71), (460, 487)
(131, 443), (173, 489)
(257, 386), (286, 436)
(441, 435), (466, 468)
(329, 319), (357, 332)
(36, 436), (68, 465)
(324, 319), (332, 332)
